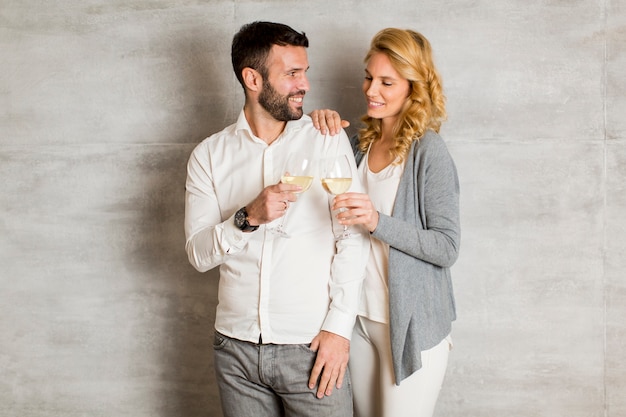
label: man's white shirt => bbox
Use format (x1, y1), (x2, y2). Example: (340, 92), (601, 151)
(185, 111), (368, 344)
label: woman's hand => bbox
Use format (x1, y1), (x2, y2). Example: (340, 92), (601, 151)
(310, 109), (350, 136)
(332, 192), (379, 233)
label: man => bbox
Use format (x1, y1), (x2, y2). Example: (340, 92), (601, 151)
(184, 21), (367, 417)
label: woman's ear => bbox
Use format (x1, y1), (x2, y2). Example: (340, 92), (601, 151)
(242, 67), (262, 92)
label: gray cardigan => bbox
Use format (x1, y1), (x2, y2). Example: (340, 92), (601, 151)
(351, 130), (461, 385)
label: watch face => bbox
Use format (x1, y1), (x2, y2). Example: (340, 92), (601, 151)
(235, 208), (247, 229)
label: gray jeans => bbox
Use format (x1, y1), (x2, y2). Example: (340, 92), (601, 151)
(213, 331), (353, 417)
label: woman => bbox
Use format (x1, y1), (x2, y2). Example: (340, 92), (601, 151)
(312, 28), (460, 417)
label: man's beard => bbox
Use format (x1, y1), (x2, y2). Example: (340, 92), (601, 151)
(258, 79), (304, 122)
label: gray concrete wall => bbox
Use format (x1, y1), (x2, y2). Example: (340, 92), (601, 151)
(1, 1), (624, 416)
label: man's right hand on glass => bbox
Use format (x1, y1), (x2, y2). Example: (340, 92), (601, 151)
(245, 183), (301, 225)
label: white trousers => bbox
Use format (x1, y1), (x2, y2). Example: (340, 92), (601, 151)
(349, 316), (451, 417)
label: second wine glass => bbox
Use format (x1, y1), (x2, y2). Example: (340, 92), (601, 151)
(321, 154), (353, 240)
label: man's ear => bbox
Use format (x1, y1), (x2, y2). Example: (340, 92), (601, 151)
(242, 67), (262, 92)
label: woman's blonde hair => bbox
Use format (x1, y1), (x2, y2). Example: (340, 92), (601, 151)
(358, 28), (447, 163)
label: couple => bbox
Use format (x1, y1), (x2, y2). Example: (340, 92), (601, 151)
(184, 21), (460, 417)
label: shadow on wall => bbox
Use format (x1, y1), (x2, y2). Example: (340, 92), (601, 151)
(130, 144), (220, 416)
(125, 30), (232, 416)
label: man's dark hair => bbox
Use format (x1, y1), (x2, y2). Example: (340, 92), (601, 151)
(231, 21), (309, 88)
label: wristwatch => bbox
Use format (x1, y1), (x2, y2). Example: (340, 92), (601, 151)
(234, 207), (258, 232)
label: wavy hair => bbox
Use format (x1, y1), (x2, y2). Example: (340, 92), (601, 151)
(358, 28), (447, 163)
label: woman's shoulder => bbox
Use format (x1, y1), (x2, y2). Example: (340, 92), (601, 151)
(411, 129), (446, 154)
(411, 130), (456, 166)
(418, 129), (445, 147)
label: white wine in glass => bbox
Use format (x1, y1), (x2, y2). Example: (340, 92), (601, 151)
(268, 153), (313, 238)
(281, 174), (313, 192)
(321, 177), (351, 195)
(321, 154), (353, 240)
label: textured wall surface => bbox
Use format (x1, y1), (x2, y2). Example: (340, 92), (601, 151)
(1, 1), (624, 416)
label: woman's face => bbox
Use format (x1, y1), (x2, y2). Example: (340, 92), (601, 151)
(362, 52), (411, 124)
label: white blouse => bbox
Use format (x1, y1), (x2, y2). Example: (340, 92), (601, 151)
(357, 149), (405, 323)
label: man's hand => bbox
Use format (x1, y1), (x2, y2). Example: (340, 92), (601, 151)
(308, 330), (350, 399)
(245, 182), (301, 225)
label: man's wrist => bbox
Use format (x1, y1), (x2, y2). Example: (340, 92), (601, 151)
(234, 207), (259, 232)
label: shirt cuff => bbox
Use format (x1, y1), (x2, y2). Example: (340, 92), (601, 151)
(320, 307), (356, 341)
(223, 212), (252, 253)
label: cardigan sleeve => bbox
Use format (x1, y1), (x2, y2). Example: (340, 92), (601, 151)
(371, 132), (461, 268)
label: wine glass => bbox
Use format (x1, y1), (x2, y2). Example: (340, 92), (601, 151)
(320, 154), (353, 240)
(267, 153), (314, 238)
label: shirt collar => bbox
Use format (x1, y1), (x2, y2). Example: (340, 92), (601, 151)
(235, 109), (308, 139)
